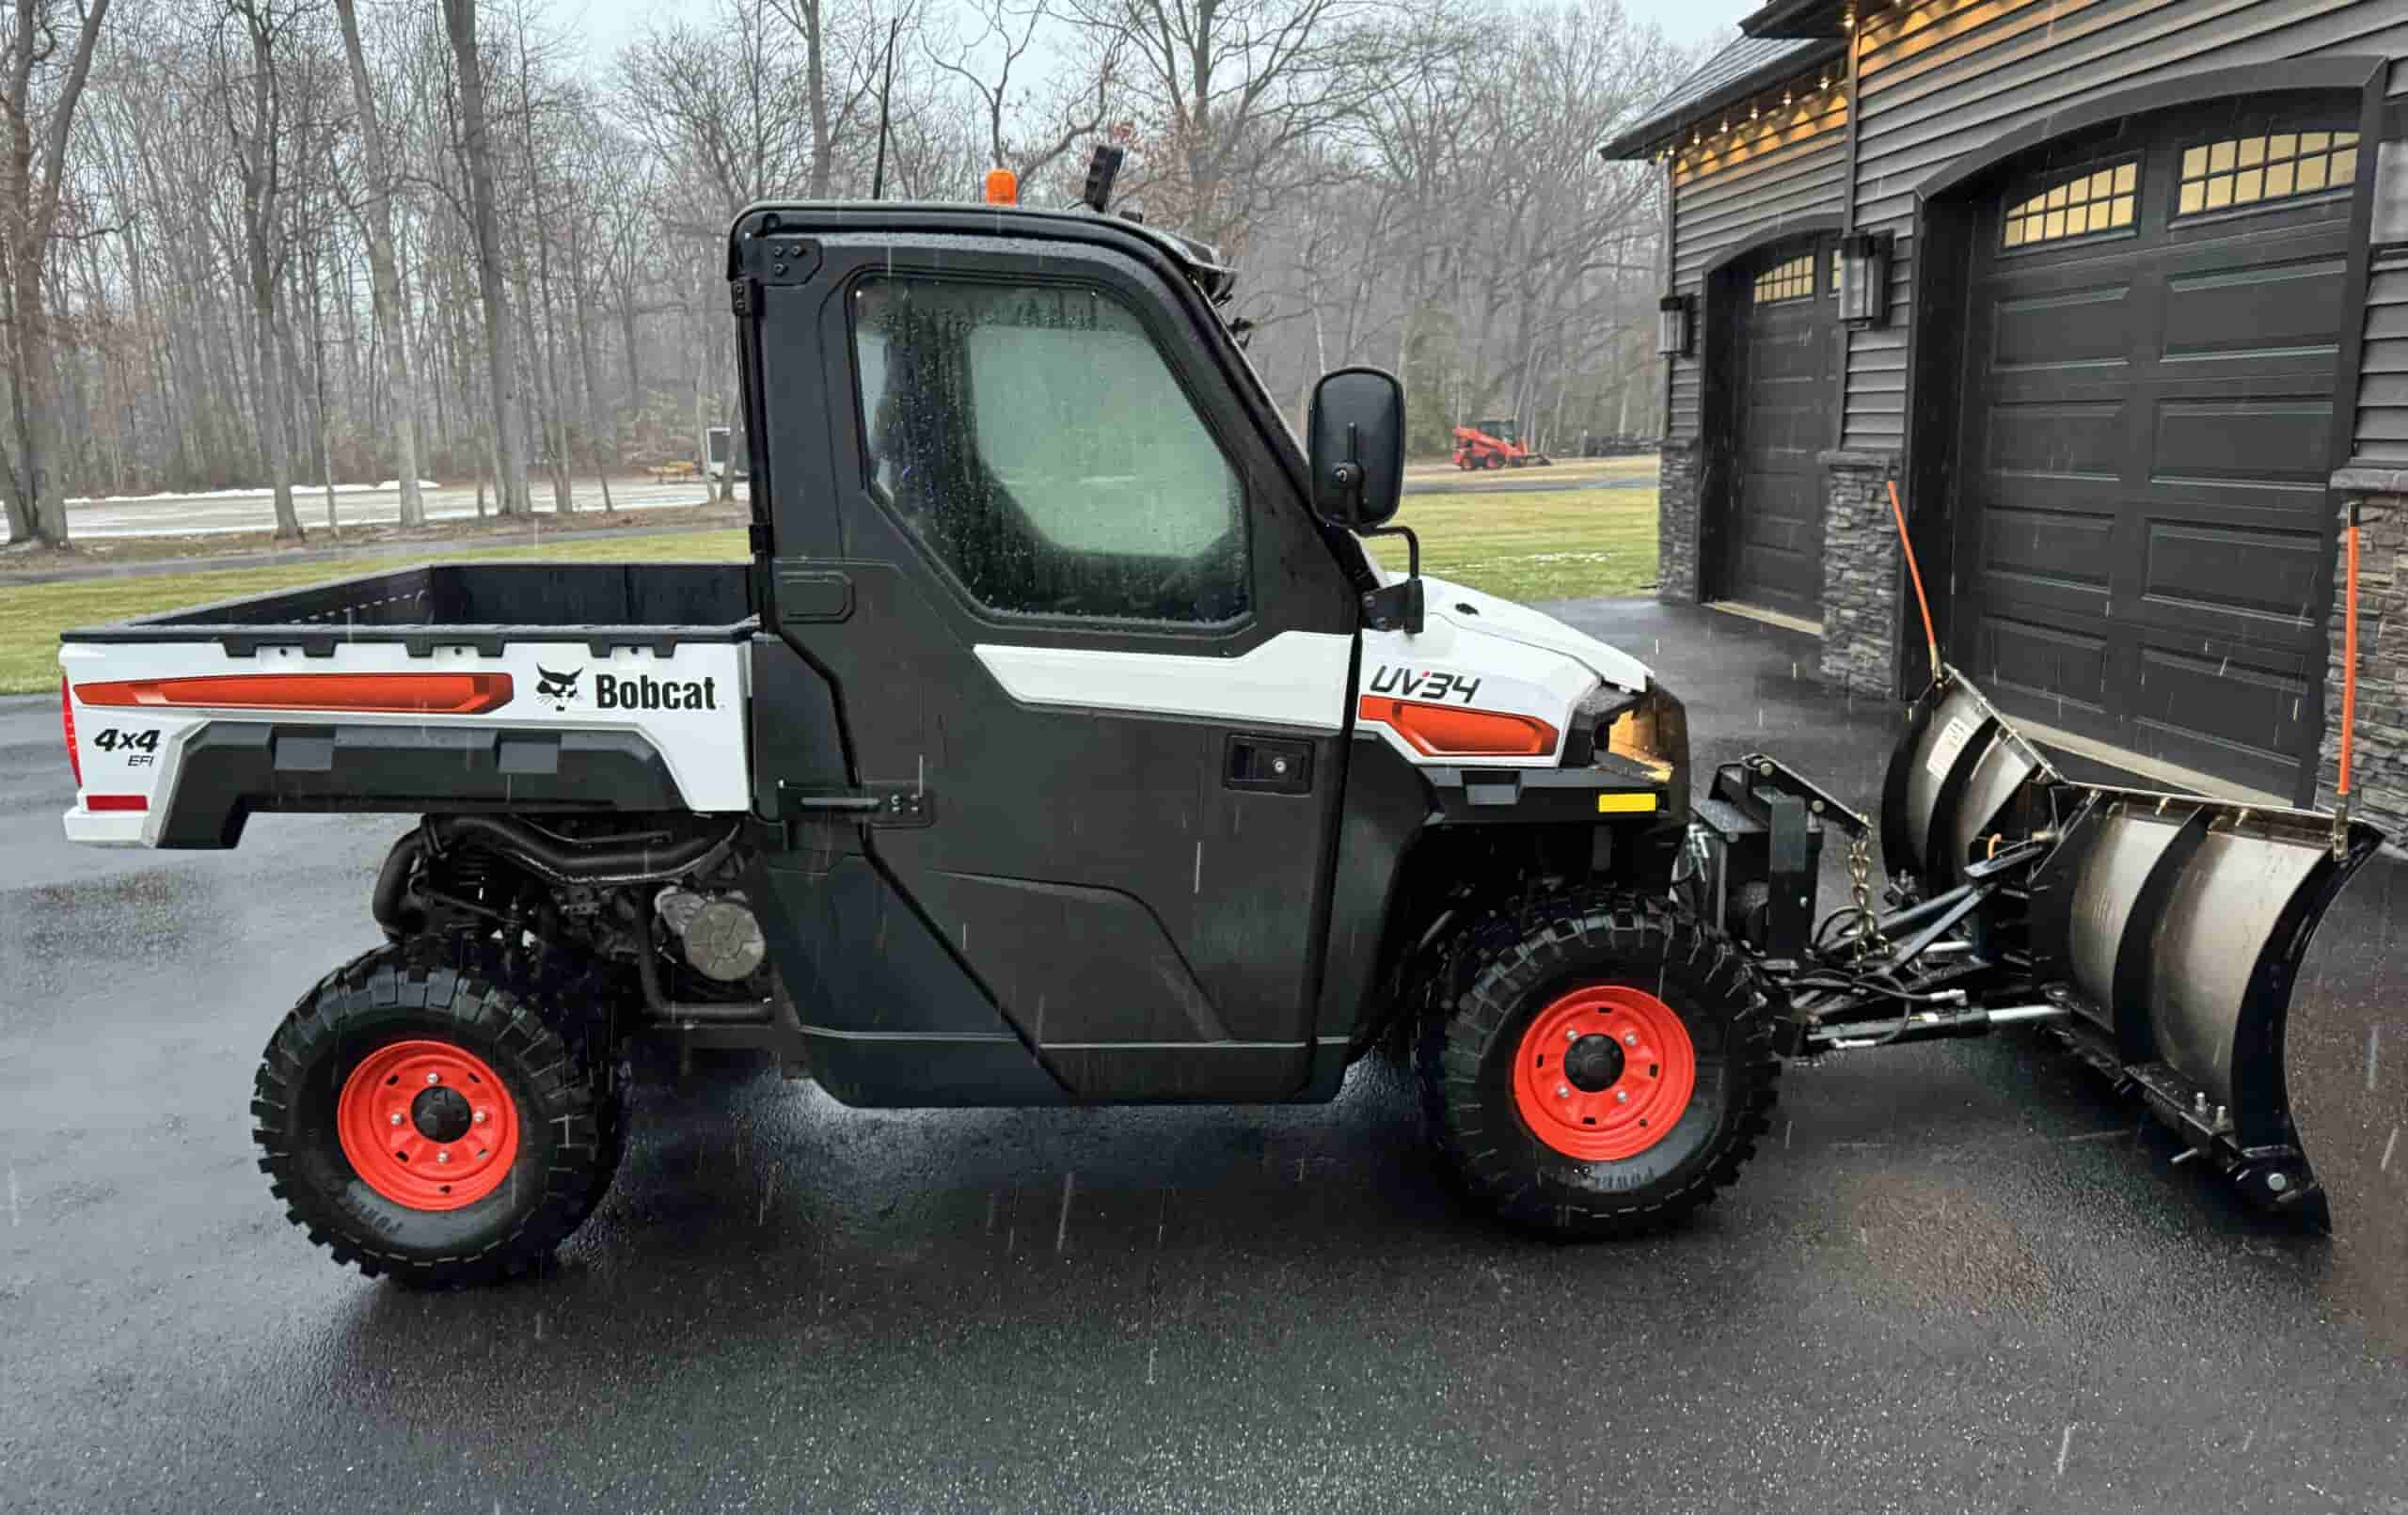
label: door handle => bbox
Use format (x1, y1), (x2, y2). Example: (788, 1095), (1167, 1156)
(1226, 735), (1313, 795)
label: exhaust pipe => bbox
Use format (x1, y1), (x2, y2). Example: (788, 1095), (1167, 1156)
(423, 813), (737, 884)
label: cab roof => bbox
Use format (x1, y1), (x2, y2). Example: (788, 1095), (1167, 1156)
(726, 200), (1237, 302)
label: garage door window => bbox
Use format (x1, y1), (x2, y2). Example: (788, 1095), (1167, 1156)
(2177, 130), (2359, 216)
(1752, 254), (1816, 303)
(2001, 160), (2138, 249)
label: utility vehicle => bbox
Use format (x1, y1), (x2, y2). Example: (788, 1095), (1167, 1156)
(57, 169), (2379, 1284)
(1450, 417), (1553, 469)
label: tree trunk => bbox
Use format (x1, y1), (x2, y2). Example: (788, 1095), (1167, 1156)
(0, 0), (113, 547)
(6, 241), (68, 543)
(334, 0), (426, 527)
(232, 12), (302, 543)
(442, 0), (530, 516)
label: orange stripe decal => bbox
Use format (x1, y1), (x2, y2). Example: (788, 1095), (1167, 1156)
(1358, 695), (1557, 758)
(74, 671), (513, 716)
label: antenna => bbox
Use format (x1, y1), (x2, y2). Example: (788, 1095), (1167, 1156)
(1080, 144), (1126, 213)
(869, 17), (901, 199)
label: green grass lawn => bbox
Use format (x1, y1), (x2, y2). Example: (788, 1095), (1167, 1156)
(5, 481), (1660, 696)
(1363, 483), (1659, 604)
(3, 529), (747, 695)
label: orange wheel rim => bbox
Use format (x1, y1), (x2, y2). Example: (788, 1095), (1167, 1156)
(336, 1039), (520, 1210)
(1510, 986), (1697, 1160)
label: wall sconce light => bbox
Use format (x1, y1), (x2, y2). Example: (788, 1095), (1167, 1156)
(1657, 293), (1695, 357)
(1837, 230), (1893, 328)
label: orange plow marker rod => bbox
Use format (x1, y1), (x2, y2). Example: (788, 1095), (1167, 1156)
(1887, 479), (1939, 686)
(2340, 513), (2360, 797)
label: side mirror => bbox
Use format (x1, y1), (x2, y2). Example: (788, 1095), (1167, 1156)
(1307, 367), (1405, 530)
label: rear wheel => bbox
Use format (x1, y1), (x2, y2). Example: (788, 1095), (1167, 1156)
(253, 940), (626, 1286)
(1414, 891), (1776, 1236)
(1483, 452), (1505, 470)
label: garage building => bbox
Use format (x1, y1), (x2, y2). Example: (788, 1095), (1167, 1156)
(1601, 0), (2408, 829)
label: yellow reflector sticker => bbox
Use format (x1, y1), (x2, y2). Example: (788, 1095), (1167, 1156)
(1597, 793), (1658, 814)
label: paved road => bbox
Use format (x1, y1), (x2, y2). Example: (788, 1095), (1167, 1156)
(4, 465), (1649, 546)
(3, 602), (2402, 1513)
(6, 477), (751, 542)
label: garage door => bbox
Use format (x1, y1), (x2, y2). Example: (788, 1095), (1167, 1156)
(1958, 109), (2360, 800)
(1722, 240), (1838, 623)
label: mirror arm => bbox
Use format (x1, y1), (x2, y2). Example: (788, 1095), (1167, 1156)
(1357, 524), (1423, 634)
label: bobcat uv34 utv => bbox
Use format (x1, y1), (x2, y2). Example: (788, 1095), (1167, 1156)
(56, 172), (2384, 1285)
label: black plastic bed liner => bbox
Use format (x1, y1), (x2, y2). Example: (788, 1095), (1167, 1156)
(62, 561), (757, 656)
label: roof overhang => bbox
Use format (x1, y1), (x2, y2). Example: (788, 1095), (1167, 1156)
(1594, 38), (1846, 162)
(1740, 0), (1849, 39)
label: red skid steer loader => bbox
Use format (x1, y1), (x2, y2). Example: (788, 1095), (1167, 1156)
(1451, 417), (1553, 470)
(51, 155), (2385, 1284)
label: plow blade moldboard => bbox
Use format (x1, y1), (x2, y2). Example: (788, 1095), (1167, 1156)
(1879, 671), (2383, 1225)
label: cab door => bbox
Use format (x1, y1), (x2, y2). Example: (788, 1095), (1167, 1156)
(755, 225), (1361, 1100)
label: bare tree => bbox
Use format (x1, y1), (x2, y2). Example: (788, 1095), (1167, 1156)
(926, 0), (1114, 183)
(441, 0), (529, 515)
(216, 0), (306, 541)
(333, 0), (423, 525)
(0, 0), (111, 545)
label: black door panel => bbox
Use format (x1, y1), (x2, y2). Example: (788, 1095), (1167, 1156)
(749, 229), (1359, 1103)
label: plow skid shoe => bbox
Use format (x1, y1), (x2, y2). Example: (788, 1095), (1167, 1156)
(1878, 671), (2384, 1227)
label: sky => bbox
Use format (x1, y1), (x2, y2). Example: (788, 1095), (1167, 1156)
(562, 0), (1757, 74)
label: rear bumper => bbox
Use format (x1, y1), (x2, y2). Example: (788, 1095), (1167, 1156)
(62, 805), (149, 845)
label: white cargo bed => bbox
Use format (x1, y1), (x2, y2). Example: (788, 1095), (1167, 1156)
(56, 561), (756, 848)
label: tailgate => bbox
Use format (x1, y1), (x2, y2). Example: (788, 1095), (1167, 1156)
(58, 637), (752, 848)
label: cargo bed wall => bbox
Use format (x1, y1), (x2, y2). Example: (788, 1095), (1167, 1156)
(77, 562), (753, 637)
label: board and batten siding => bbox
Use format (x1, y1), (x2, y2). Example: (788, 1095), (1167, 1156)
(1665, 91), (1849, 444)
(1843, 0), (2408, 457)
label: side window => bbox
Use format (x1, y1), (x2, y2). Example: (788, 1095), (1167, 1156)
(850, 275), (1249, 626)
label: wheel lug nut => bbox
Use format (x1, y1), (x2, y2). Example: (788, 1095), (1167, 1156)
(473, 1110), (488, 1125)
(1566, 1028), (1578, 1042)
(1615, 1089), (1630, 1104)
(1624, 1032), (1638, 1047)
(427, 1071), (441, 1085)
(1556, 1084), (1571, 1099)
(388, 1113), (403, 1127)
(436, 1150), (451, 1164)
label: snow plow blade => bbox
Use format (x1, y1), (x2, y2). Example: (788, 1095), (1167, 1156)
(1878, 671), (2382, 1227)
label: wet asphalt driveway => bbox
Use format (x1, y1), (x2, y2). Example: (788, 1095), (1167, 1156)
(2, 601), (2404, 1513)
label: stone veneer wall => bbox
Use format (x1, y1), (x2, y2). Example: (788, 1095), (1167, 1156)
(1656, 443), (1701, 603)
(1816, 451), (1902, 695)
(2318, 475), (2408, 841)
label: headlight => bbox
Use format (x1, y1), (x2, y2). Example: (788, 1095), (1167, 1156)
(1604, 683), (1689, 819)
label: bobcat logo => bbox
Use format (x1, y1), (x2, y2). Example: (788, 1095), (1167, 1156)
(534, 665), (582, 710)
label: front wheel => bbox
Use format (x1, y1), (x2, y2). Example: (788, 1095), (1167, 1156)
(1414, 891), (1777, 1237)
(253, 940), (626, 1286)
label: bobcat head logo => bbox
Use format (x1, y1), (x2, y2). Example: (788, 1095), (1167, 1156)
(535, 665), (582, 710)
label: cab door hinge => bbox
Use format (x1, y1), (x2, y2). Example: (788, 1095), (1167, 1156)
(731, 276), (758, 317)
